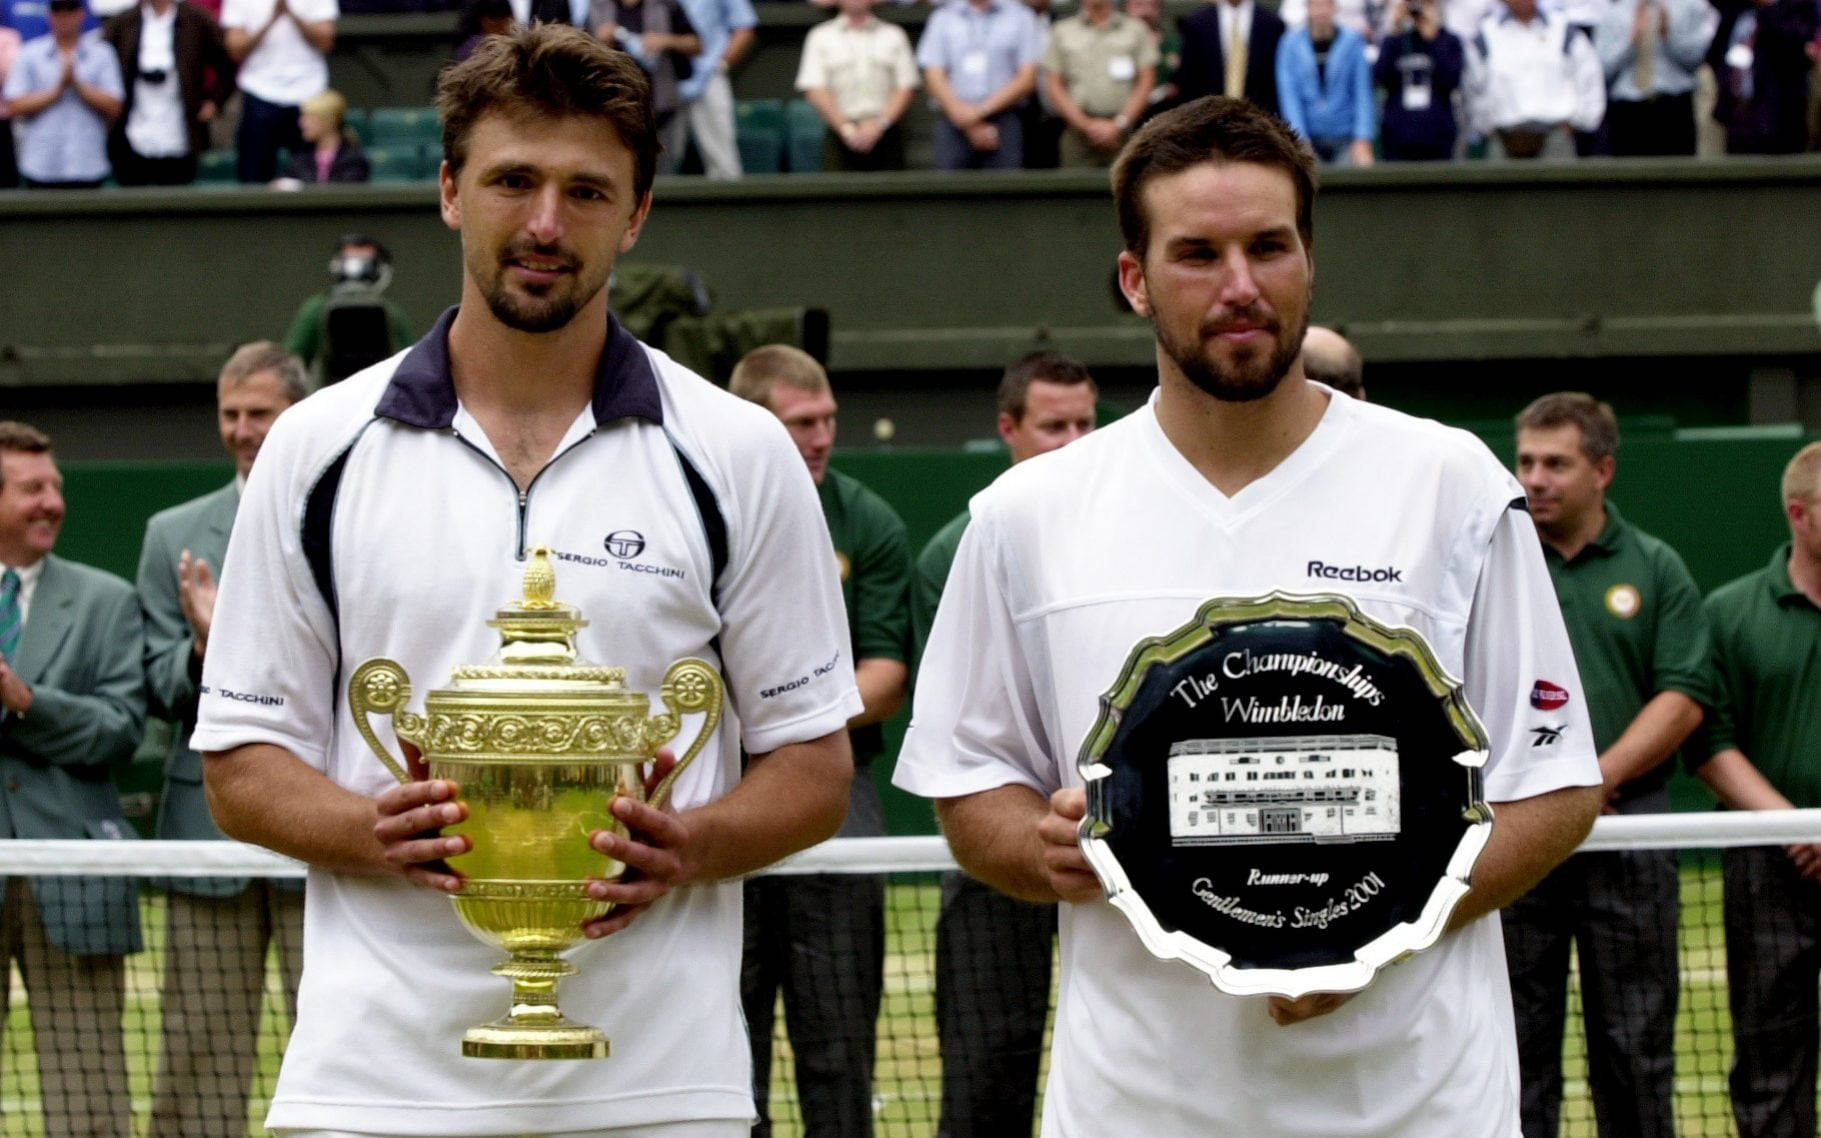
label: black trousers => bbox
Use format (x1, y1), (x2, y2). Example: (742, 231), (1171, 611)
(743, 873), (886, 1138)
(1722, 845), (1821, 1138)
(235, 90), (304, 183)
(1606, 92), (1697, 157)
(110, 144), (199, 187)
(1503, 845), (1680, 1138)
(933, 872), (1054, 1138)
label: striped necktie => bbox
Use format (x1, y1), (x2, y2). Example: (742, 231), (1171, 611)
(0, 569), (20, 664)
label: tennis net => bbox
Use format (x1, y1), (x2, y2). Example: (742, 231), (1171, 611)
(0, 810), (1815, 1137)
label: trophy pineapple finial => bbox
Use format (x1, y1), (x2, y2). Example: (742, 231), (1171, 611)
(523, 547), (558, 610)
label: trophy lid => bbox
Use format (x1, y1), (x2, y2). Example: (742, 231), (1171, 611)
(439, 547), (629, 692)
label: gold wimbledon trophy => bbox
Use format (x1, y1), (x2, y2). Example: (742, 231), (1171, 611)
(346, 547), (723, 1060)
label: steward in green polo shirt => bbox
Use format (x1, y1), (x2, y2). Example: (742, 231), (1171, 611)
(910, 351), (1096, 1138)
(728, 344), (911, 1138)
(1689, 441), (1821, 1138)
(1503, 393), (1714, 1138)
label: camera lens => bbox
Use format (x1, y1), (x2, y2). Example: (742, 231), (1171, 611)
(141, 68), (168, 84)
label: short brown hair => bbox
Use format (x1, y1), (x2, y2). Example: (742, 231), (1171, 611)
(997, 351), (1097, 421)
(437, 24), (660, 204)
(728, 344), (830, 407)
(1111, 96), (1317, 260)
(221, 341), (310, 404)
(1514, 392), (1620, 463)
(0, 421), (52, 490)
(1783, 441), (1821, 505)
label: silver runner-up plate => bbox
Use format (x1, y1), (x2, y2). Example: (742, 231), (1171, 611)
(1078, 592), (1493, 998)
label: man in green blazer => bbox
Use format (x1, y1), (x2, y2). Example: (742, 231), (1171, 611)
(135, 342), (307, 1138)
(0, 420), (147, 1138)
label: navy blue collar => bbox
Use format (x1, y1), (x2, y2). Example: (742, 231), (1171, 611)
(374, 306), (664, 430)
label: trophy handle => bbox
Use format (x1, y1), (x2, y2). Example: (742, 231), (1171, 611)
(649, 658), (724, 809)
(347, 657), (425, 786)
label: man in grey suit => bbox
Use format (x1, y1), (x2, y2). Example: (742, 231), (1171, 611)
(136, 342), (307, 1138)
(0, 419), (146, 1138)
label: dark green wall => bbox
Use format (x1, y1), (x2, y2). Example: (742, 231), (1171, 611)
(61, 426), (1815, 834)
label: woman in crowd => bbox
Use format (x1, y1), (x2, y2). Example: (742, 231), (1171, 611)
(279, 89), (370, 184)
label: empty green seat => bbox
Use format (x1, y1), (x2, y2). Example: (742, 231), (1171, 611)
(735, 98), (785, 175)
(366, 106), (441, 150)
(783, 98), (825, 174)
(365, 146), (422, 183)
(420, 141), (444, 178)
(195, 149), (237, 184)
(343, 106), (370, 141)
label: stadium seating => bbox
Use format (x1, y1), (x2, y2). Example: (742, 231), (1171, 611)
(735, 98), (785, 175)
(365, 146), (422, 184)
(196, 150), (238, 185)
(365, 106), (442, 151)
(783, 98), (824, 174)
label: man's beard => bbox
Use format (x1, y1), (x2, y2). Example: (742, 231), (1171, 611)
(476, 241), (603, 334)
(1155, 304), (1308, 404)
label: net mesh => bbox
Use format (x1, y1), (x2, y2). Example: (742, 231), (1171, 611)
(0, 813), (1813, 1137)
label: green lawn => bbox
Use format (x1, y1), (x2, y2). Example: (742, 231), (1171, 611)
(0, 868), (1782, 1137)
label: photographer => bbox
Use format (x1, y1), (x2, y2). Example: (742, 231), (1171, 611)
(101, 0), (233, 186)
(1374, 0), (1464, 160)
(281, 234), (412, 384)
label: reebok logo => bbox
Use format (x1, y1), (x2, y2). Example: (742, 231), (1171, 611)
(1530, 725), (1565, 748)
(1306, 560), (1404, 583)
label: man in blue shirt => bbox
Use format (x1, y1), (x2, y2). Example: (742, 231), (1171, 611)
(3, 0), (121, 187)
(1275, 0), (1375, 162)
(0, 0), (95, 47)
(917, 0), (1046, 169)
(674, 0), (754, 177)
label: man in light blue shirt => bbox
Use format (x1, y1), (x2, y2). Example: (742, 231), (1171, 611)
(1592, 0), (1712, 155)
(917, 0), (1045, 168)
(3, 0), (121, 187)
(673, 0), (754, 178)
(1275, 0), (1375, 162)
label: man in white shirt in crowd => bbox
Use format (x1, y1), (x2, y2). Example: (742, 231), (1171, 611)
(221, 0), (334, 182)
(674, 0), (754, 177)
(1464, 0), (1604, 157)
(3, 0), (122, 188)
(797, 0), (918, 170)
(894, 94), (1604, 1138)
(100, 0), (233, 185)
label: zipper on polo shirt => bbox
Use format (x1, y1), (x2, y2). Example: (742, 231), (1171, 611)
(447, 425), (603, 560)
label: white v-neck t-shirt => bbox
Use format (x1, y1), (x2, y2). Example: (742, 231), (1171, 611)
(895, 387), (1600, 1138)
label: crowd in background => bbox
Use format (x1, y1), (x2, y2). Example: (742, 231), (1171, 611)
(0, 0), (1817, 185)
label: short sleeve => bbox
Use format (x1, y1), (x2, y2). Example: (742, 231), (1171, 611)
(1020, 9), (1046, 66)
(190, 418), (343, 767)
(795, 24), (827, 90)
(849, 497), (912, 665)
(1700, 591), (1741, 756)
(1461, 502), (1603, 803)
(890, 26), (919, 87)
(1135, 27), (1160, 68)
(709, 424), (864, 757)
(915, 11), (948, 71)
(1649, 548), (1717, 709)
(87, 40), (122, 94)
(293, 0), (338, 22)
(725, 0), (756, 31)
(893, 510), (1054, 801)
(218, 0), (254, 31)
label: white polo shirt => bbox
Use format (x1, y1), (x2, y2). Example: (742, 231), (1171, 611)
(895, 389), (1600, 1138)
(221, 0), (336, 105)
(193, 307), (862, 1136)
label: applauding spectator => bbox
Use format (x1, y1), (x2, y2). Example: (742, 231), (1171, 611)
(222, 0), (336, 183)
(918, 0), (1045, 170)
(797, 0), (917, 170)
(278, 87), (366, 182)
(1276, 0), (1374, 163)
(1709, 0), (1817, 154)
(1375, 0), (1465, 159)
(101, 0), (233, 186)
(3, 0), (122, 188)
(1593, 0), (1712, 155)
(1465, 0), (1604, 157)
(1041, 0), (1154, 167)
(0, 24), (23, 187)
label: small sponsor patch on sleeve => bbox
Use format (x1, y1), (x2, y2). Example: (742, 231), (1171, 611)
(1530, 680), (1570, 711)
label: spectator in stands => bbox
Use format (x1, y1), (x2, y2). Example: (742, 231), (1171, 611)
(673, 0), (754, 178)
(1375, 0), (1466, 159)
(222, 0), (336, 183)
(0, 420), (146, 1138)
(3, 0), (122, 187)
(732, 345), (911, 1138)
(136, 343), (307, 1138)
(277, 87), (368, 182)
(917, 0), (1045, 170)
(1593, 0), (1713, 154)
(1041, 0), (1155, 166)
(1300, 324), (1363, 396)
(920, 351), (1095, 1138)
(1505, 393), (1712, 1138)
(100, 0), (232, 185)
(1276, 0), (1375, 162)
(1690, 440), (1821, 1138)
(0, 24), (21, 186)
(1124, 0), (1182, 114)
(454, 0), (516, 61)
(0, 0), (97, 45)
(283, 233), (412, 382)
(590, 0), (700, 151)
(797, 0), (918, 170)
(1174, 0), (1285, 115)
(1464, 0), (1605, 157)
(1709, 0), (1817, 153)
